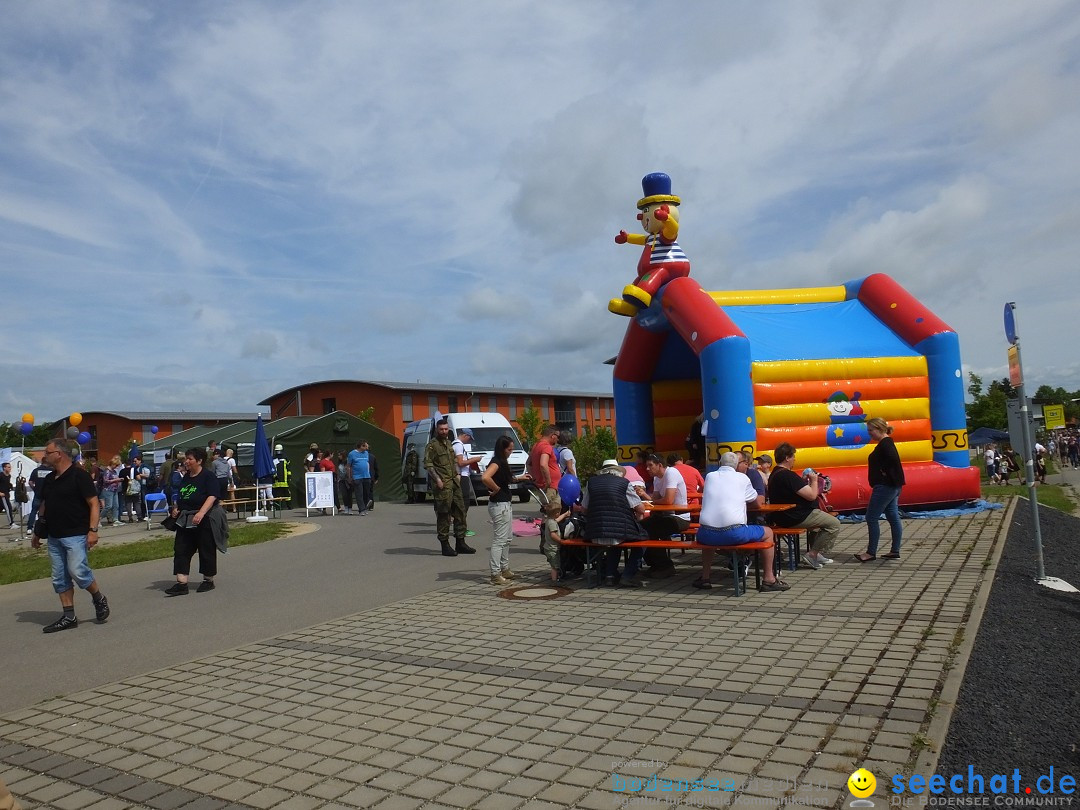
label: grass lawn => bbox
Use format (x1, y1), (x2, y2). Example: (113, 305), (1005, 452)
(983, 483), (1075, 514)
(0, 522), (293, 587)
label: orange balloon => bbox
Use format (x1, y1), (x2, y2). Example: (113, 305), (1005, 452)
(21, 413), (34, 424)
(70, 412), (83, 426)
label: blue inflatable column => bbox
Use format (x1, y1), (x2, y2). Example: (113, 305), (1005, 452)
(698, 336), (755, 471)
(918, 331), (969, 467)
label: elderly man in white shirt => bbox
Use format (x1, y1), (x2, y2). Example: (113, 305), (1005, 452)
(695, 451), (789, 592)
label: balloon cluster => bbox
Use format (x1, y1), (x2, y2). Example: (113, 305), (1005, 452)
(19, 412), (34, 436)
(61, 413), (91, 445)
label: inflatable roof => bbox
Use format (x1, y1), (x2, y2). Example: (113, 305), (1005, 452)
(612, 274), (980, 511)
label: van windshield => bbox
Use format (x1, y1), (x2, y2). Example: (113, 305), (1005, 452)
(464, 428), (524, 454)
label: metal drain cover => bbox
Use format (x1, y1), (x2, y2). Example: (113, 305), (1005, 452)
(497, 585), (574, 600)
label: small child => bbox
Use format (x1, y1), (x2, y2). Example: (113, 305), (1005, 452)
(541, 500), (569, 583)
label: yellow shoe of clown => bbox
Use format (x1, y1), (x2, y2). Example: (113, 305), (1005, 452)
(608, 298), (638, 317)
(621, 284), (652, 310)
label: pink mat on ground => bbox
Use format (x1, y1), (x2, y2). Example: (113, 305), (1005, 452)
(512, 518), (540, 537)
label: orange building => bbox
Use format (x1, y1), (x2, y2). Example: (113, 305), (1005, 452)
(51, 412), (255, 460)
(258, 380), (615, 442)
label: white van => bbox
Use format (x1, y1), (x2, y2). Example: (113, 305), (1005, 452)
(401, 412), (531, 502)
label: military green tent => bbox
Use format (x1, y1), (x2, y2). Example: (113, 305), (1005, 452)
(222, 411), (403, 506)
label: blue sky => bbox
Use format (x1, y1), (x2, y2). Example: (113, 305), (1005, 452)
(3, 1), (1080, 423)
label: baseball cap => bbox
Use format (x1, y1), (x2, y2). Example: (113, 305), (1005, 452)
(274, 444), (283, 451)
(754, 453), (773, 464)
(458, 428), (474, 438)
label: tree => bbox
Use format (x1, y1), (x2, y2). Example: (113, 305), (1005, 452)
(965, 374), (1008, 430)
(570, 426), (617, 481)
(357, 406), (376, 424)
(0, 422), (55, 448)
(516, 406), (542, 449)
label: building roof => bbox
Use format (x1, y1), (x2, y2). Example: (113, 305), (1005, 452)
(70, 412), (259, 422)
(258, 379), (612, 404)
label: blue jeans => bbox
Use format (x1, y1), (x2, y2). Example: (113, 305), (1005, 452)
(48, 534), (96, 594)
(866, 485), (903, 556)
(102, 489), (120, 524)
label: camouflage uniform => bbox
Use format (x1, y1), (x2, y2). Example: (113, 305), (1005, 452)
(403, 448), (419, 503)
(424, 435), (466, 543)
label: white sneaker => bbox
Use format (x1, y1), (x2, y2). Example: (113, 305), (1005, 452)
(801, 552), (823, 570)
(817, 554), (834, 565)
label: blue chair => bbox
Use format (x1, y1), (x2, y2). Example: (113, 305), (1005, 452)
(144, 492), (170, 530)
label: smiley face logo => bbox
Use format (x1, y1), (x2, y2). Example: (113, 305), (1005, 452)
(848, 768), (876, 798)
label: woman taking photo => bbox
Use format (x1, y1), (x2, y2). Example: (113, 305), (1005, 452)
(481, 435), (532, 586)
(166, 447), (225, 596)
(855, 417), (906, 562)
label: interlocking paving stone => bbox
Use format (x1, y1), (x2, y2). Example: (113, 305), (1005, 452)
(0, 510), (1009, 810)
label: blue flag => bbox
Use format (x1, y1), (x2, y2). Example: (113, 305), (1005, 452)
(253, 415), (274, 481)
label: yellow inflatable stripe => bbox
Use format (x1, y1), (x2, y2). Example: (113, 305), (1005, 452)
(651, 379), (702, 400)
(707, 286), (847, 306)
(755, 399), (930, 428)
(752, 356), (927, 383)
(777, 440), (932, 470)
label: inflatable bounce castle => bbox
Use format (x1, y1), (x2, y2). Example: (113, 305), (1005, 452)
(609, 173), (980, 512)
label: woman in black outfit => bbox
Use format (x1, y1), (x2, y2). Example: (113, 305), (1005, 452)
(481, 435), (532, 586)
(855, 417), (906, 562)
(166, 447), (221, 596)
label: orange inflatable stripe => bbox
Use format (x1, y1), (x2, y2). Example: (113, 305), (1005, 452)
(755, 398), (930, 427)
(753, 377), (930, 406)
(652, 399), (704, 419)
(757, 419), (931, 449)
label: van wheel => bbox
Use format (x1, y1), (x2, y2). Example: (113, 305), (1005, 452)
(415, 492), (426, 503)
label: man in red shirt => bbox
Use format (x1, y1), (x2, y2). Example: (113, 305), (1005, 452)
(528, 425), (562, 506)
(668, 454), (704, 496)
(319, 451), (337, 513)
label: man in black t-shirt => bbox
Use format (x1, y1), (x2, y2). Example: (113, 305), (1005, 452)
(766, 442), (841, 570)
(0, 462), (13, 528)
(33, 439), (111, 633)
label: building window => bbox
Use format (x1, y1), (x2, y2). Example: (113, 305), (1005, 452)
(509, 397), (517, 418)
(488, 395), (496, 412)
(402, 395), (413, 422)
(142, 425), (154, 443)
(524, 397), (532, 415)
(605, 400), (611, 420)
(580, 399), (587, 420)
(448, 395), (458, 413)
(542, 399), (549, 420)
(322, 398), (337, 414)
(429, 395), (439, 416)
(593, 399), (600, 419)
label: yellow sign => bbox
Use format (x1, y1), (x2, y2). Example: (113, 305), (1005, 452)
(1044, 404), (1066, 430)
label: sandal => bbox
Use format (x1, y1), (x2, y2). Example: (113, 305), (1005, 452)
(691, 577), (713, 590)
(881, 552), (901, 559)
(854, 553), (876, 562)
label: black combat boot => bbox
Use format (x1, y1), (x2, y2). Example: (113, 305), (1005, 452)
(455, 539), (476, 554)
(440, 540), (458, 557)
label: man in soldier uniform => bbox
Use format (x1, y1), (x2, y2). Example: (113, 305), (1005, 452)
(424, 418), (474, 557)
(272, 444), (291, 510)
(402, 446), (419, 503)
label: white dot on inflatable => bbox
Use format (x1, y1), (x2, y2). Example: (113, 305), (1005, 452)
(710, 409), (719, 419)
(691, 331), (698, 342)
(955, 369), (961, 377)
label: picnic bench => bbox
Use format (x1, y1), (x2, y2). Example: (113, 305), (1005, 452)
(556, 537), (775, 596)
(218, 486), (291, 520)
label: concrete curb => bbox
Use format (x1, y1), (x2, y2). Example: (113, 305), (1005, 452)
(913, 495), (1017, 778)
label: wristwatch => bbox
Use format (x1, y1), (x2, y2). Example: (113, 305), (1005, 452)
(89, 526), (99, 532)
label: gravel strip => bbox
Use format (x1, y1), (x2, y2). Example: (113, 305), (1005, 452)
(938, 499), (1080, 774)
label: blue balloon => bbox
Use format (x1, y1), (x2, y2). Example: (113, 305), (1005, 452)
(557, 474), (581, 506)
(19, 422), (33, 436)
(77, 431), (91, 445)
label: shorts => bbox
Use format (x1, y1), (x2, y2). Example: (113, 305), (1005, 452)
(48, 534), (96, 593)
(697, 524), (766, 546)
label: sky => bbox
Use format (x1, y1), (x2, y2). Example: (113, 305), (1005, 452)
(3, 1), (1080, 424)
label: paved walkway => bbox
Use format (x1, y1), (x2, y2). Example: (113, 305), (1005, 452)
(0, 504), (1011, 809)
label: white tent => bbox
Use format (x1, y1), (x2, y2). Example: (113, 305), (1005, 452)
(1, 449), (40, 518)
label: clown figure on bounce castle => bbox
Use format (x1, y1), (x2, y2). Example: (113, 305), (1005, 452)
(609, 172), (691, 317)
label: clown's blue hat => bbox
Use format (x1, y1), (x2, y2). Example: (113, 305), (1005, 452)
(637, 172), (681, 209)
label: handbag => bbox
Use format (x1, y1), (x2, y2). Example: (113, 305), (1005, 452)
(126, 478), (141, 496)
(159, 515), (178, 531)
(33, 517), (48, 539)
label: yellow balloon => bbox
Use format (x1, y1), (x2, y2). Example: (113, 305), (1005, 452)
(70, 412), (83, 426)
(22, 413), (34, 424)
